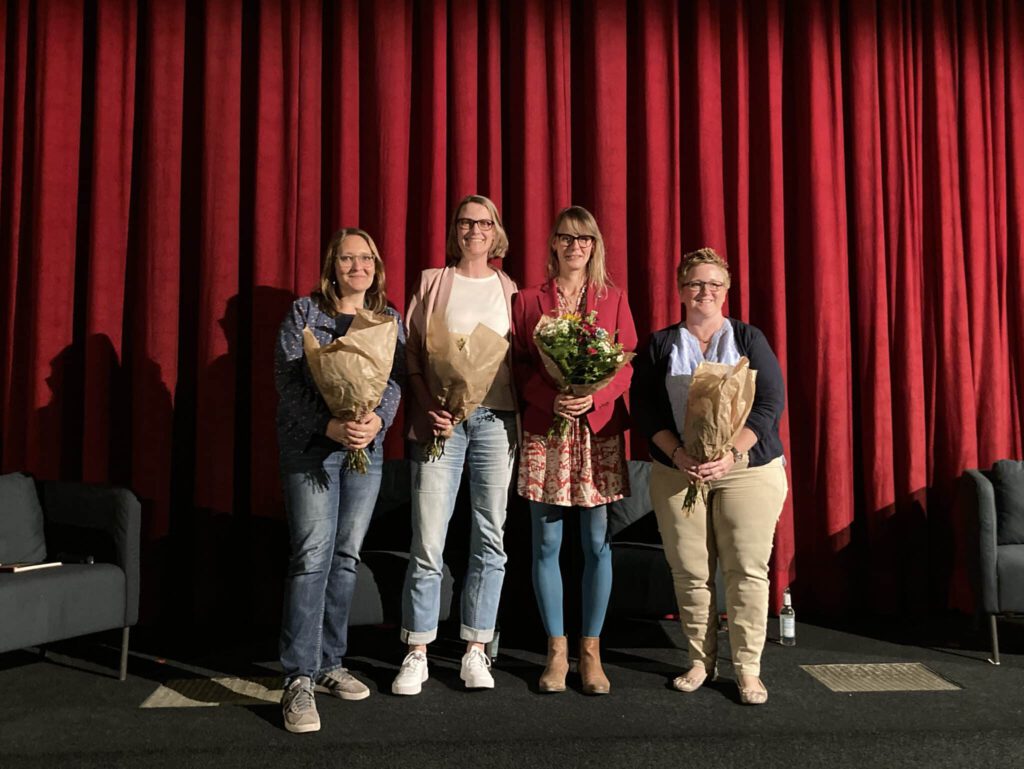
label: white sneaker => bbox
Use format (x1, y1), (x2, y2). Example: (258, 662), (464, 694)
(460, 647), (494, 689)
(391, 651), (429, 695)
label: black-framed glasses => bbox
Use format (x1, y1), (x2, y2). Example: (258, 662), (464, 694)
(456, 218), (495, 232)
(681, 280), (726, 293)
(555, 233), (595, 248)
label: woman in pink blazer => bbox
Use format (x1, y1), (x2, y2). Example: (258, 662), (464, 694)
(510, 205), (636, 695)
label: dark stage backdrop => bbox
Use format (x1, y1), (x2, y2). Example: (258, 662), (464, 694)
(1, 0), (1021, 630)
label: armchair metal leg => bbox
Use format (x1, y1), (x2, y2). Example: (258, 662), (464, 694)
(987, 614), (1000, 666)
(119, 627), (130, 680)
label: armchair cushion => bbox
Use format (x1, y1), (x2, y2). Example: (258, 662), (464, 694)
(990, 460), (1024, 545)
(996, 544), (1024, 612)
(0, 472), (47, 564)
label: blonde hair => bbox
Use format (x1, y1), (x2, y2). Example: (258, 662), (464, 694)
(445, 194), (510, 265)
(546, 205), (611, 296)
(677, 247), (731, 292)
(313, 228), (389, 316)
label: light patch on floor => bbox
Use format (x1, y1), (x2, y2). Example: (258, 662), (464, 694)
(801, 662), (961, 692)
(140, 676), (283, 708)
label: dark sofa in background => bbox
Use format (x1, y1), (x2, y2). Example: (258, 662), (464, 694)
(0, 472), (140, 679)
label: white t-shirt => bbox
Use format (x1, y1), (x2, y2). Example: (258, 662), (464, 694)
(446, 273), (510, 337)
(445, 272), (514, 411)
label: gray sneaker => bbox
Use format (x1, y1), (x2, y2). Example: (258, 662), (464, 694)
(317, 668), (370, 701)
(281, 676), (320, 734)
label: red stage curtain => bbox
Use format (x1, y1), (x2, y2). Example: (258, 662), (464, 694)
(1, 0), (1021, 623)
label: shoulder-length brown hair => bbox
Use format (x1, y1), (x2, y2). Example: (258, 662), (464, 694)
(445, 194), (510, 265)
(546, 205), (611, 296)
(312, 228), (389, 316)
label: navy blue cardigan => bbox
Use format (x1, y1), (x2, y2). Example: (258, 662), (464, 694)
(631, 318), (785, 468)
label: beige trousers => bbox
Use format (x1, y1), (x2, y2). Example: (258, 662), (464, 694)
(651, 457), (788, 677)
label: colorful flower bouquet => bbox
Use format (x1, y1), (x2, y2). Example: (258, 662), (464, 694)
(533, 310), (634, 439)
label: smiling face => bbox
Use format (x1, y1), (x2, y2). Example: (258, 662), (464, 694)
(333, 234), (377, 298)
(680, 262), (728, 321)
(454, 201), (496, 260)
(551, 218), (594, 280)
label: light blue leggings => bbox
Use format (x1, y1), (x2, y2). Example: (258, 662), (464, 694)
(530, 501), (612, 638)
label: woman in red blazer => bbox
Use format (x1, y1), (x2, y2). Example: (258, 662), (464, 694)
(510, 205), (637, 695)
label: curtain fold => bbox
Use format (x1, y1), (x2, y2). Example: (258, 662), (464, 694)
(1, 0), (1021, 623)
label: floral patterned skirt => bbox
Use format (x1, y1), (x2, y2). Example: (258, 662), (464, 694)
(517, 419), (629, 507)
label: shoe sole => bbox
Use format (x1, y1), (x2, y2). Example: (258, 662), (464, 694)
(391, 670), (428, 696)
(460, 673), (494, 689)
(316, 681), (371, 701)
(334, 688), (370, 701)
(284, 720), (321, 734)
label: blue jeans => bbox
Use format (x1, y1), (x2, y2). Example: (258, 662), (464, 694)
(401, 408), (516, 645)
(279, 448), (383, 683)
(530, 501), (612, 638)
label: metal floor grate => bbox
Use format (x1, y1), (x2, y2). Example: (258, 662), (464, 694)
(801, 662), (961, 692)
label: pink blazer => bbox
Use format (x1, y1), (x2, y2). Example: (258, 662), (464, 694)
(511, 279), (636, 438)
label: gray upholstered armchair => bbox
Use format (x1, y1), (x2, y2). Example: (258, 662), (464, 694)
(963, 459), (1024, 665)
(0, 472), (141, 679)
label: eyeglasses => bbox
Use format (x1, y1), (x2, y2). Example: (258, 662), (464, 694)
(336, 253), (375, 267)
(456, 218), (495, 232)
(681, 280), (726, 293)
(555, 233), (595, 248)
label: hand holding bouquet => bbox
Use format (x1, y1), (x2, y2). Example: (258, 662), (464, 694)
(680, 357), (756, 512)
(423, 315), (510, 460)
(302, 309), (399, 473)
(533, 310), (634, 439)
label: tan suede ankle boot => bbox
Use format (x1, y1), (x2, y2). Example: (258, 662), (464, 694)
(538, 636), (568, 693)
(579, 637), (610, 695)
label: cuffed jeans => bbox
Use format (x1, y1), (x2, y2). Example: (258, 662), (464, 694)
(401, 407), (516, 645)
(279, 448), (383, 684)
(651, 457), (788, 677)
(530, 501), (612, 638)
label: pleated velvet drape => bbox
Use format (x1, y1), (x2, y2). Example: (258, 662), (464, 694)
(1, 0), (1021, 624)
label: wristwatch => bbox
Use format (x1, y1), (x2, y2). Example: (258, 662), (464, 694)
(729, 446), (745, 462)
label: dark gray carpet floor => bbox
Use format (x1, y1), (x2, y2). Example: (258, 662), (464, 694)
(1, 618), (1022, 769)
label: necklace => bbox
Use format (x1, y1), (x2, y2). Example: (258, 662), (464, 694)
(556, 280), (587, 314)
(686, 324), (720, 346)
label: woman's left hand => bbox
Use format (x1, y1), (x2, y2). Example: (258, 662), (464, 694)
(343, 413), (383, 450)
(554, 393), (593, 420)
(695, 452), (735, 482)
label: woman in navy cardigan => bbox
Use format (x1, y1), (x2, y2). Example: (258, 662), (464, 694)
(631, 247), (788, 706)
(511, 206), (636, 695)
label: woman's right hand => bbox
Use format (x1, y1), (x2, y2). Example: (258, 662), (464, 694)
(553, 393), (593, 420)
(428, 408), (454, 435)
(326, 417), (351, 447)
(672, 446), (703, 481)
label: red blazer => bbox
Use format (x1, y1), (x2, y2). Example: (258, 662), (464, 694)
(511, 279), (636, 438)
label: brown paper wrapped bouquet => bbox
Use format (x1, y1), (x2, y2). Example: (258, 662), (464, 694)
(681, 357), (757, 513)
(302, 309), (399, 473)
(422, 315), (509, 460)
